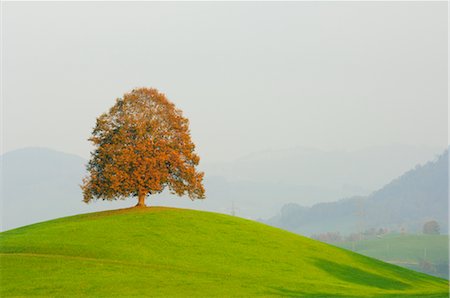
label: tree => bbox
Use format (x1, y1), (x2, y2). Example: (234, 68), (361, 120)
(81, 88), (205, 207)
(423, 220), (440, 235)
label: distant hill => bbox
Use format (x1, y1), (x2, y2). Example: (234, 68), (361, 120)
(265, 150), (449, 235)
(0, 147), (297, 230)
(0, 147), (232, 230)
(1, 148), (96, 230)
(1, 146), (446, 230)
(0, 208), (447, 297)
(207, 144), (441, 205)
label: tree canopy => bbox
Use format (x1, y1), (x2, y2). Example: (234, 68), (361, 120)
(81, 88), (205, 206)
(423, 220), (440, 235)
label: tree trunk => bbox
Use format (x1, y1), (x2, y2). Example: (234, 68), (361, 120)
(136, 191), (147, 207)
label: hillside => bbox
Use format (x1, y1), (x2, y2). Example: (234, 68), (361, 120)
(336, 235), (449, 279)
(265, 150), (449, 235)
(0, 208), (448, 297)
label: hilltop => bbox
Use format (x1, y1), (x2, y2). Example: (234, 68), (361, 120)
(1, 207), (448, 297)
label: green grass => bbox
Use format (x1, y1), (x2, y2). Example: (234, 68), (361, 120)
(335, 234), (449, 279)
(1, 207), (448, 297)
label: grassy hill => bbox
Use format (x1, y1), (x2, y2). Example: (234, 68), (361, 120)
(335, 234), (449, 279)
(0, 207), (448, 297)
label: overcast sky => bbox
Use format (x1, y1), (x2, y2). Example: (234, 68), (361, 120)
(2, 2), (448, 162)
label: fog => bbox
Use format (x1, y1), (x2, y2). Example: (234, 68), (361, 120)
(2, 2), (447, 162)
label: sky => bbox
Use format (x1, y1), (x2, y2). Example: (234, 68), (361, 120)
(2, 1), (448, 163)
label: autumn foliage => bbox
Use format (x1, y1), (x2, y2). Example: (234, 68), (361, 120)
(81, 88), (205, 206)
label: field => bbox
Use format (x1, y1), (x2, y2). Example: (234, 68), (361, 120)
(1, 207), (448, 297)
(335, 234), (449, 279)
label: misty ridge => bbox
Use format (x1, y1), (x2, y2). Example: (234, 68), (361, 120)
(1, 144), (446, 232)
(264, 149), (448, 236)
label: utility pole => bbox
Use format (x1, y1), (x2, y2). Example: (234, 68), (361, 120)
(231, 201), (238, 216)
(386, 243), (390, 259)
(355, 198), (365, 241)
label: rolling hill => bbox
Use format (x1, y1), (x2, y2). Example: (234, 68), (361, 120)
(0, 207), (448, 297)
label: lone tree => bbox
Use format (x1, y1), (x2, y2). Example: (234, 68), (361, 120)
(423, 220), (440, 235)
(81, 88), (205, 207)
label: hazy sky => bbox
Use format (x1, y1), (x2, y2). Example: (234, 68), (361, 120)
(2, 2), (448, 162)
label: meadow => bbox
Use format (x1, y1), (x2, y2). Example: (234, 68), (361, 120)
(336, 234), (449, 279)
